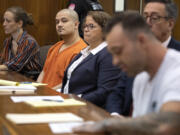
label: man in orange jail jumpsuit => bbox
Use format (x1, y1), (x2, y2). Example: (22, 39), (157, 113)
(37, 9), (87, 89)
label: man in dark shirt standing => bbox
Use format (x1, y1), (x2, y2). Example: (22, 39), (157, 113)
(67, 0), (103, 37)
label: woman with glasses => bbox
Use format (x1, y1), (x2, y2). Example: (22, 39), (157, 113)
(62, 11), (120, 108)
(0, 6), (41, 79)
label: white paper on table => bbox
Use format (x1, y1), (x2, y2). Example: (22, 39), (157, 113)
(19, 82), (48, 87)
(0, 86), (36, 94)
(0, 79), (18, 86)
(6, 113), (83, 124)
(49, 121), (94, 134)
(25, 98), (86, 107)
(0, 85), (36, 90)
(10, 95), (64, 103)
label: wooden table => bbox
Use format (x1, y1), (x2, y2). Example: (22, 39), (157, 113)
(0, 71), (110, 135)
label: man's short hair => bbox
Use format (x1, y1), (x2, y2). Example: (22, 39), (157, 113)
(145, 0), (178, 20)
(105, 11), (153, 39)
(58, 9), (79, 22)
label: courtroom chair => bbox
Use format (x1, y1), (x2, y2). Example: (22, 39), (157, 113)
(22, 45), (52, 80)
(24, 45), (52, 80)
(39, 45), (52, 67)
(20, 45), (52, 80)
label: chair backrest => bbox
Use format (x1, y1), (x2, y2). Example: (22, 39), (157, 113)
(39, 45), (52, 67)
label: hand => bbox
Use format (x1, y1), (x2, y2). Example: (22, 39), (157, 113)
(72, 121), (105, 133)
(111, 112), (125, 119)
(73, 118), (128, 134)
(52, 83), (62, 90)
(0, 65), (8, 71)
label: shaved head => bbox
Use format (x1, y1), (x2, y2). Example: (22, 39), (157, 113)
(57, 9), (79, 22)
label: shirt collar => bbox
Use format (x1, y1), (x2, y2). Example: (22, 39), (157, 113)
(81, 46), (90, 56)
(90, 41), (107, 55)
(16, 31), (27, 45)
(162, 36), (171, 48)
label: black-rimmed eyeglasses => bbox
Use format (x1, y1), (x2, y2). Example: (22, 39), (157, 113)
(143, 14), (169, 24)
(83, 24), (97, 30)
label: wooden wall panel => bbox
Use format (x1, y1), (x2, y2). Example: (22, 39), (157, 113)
(173, 0), (180, 41)
(99, 0), (114, 15)
(0, 0), (68, 50)
(0, 0), (179, 50)
(125, 0), (141, 11)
